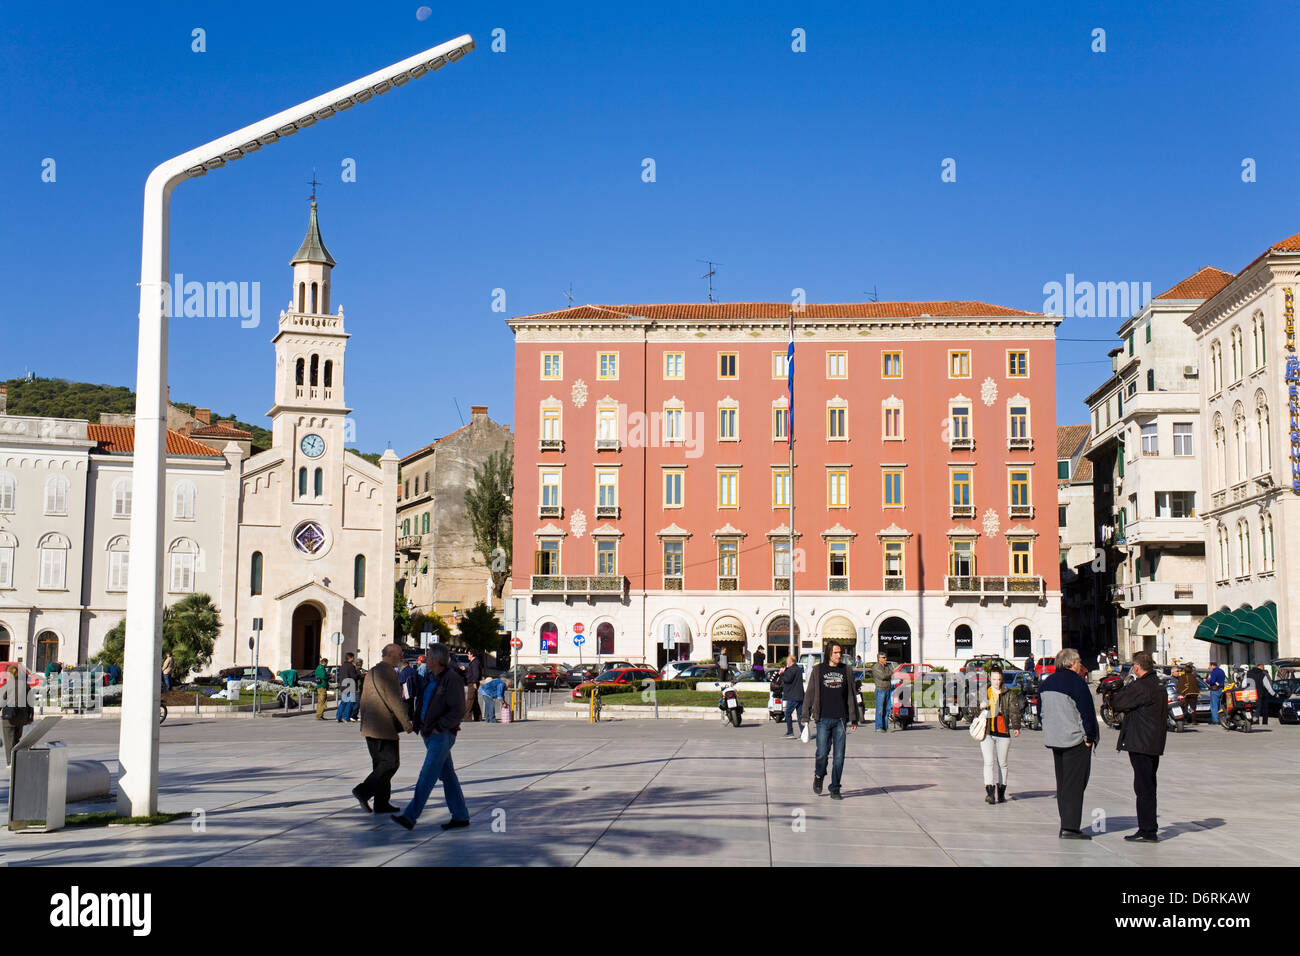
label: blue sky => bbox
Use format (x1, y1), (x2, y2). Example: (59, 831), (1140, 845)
(3, 0), (1298, 454)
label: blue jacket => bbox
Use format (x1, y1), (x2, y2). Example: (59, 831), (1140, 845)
(480, 678), (506, 700)
(1040, 667), (1098, 749)
(1208, 667), (1226, 691)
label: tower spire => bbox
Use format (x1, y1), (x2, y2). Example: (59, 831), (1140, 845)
(290, 195), (335, 267)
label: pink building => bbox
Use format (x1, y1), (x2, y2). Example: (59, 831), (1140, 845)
(507, 302), (1062, 670)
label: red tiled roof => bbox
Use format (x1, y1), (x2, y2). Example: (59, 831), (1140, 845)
(88, 424), (223, 457)
(1154, 266), (1233, 300)
(1231, 231), (1300, 282)
(190, 422), (252, 439)
(401, 422), (473, 463)
(1073, 455), (1094, 483)
(513, 301), (1042, 323)
(1056, 424), (1090, 460)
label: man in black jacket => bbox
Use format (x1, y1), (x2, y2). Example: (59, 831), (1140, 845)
(464, 649), (483, 723)
(392, 644), (470, 831)
(777, 656), (805, 739)
(1111, 651), (1168, 843)
(337, 653), (360, 723)
(805, 644), (860, 799)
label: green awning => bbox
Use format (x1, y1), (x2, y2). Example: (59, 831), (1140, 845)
(1194, 608), (1231, 645)
(1215, 607), (1251, 643)
(1234, 602), (1278, 645)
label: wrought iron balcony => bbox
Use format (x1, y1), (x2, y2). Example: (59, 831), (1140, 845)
(538, 438), (564, 452)
(529, 575), (628, 598)
(950, 504), (975, 519)
(595, 438), (622, 451)
(829, 576), (849, 591)
(538, 505), (562, 518)
(945, 575), (1045, 604)
(884, 577), (905, 591)
(595, 505), (621, 519)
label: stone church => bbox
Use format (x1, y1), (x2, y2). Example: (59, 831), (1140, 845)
(219, 200), (398, 671)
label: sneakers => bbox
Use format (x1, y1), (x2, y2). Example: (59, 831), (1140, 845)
(391, 814), (415, 830)
(813, 776), (823, 795)
(782, 733), (794, 739)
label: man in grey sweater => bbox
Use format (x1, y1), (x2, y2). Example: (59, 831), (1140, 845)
(1039, 648), (1099, 839)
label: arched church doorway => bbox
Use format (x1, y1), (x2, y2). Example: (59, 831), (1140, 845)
(292, 604), (323, 670)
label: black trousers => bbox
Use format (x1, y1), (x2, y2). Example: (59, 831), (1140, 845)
(358, 737), (400, 807)
(1129, 752), (1159, 836)
(1052, 743), (1092, 832)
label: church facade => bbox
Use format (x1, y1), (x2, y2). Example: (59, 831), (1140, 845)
(221, 201), (398, 671)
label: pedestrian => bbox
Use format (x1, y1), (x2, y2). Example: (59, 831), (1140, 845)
(778, 655), (805, 739)
(804, 643), (860, 799)
(752, 646), (766, 681)
(352, 643), (412, 814)
(479, 675), (506, 722)
(161, 652), (174, 692)
(464, 649), (483, 723)
(401, 655), (428, 725)
(870, 652), (895, 732)
(1109, 651), (1167, 843)
(977, 667), (1022, 804)
(1245, 662), (1276, 726)
(337, 652), (360, 723)
(2, 665), (35, 767)
(1175, 663), (1198, 720)
(1024, 654), (1035, 675)
(106, 663), (122, 686)
(313, 657), (330, 719)
(392, 644), (470, 831)
(1040, 648), (1099, 840)
(1206, 659), (1225, 725)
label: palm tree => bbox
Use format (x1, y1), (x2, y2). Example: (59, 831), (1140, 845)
(162, 593), (221, 681)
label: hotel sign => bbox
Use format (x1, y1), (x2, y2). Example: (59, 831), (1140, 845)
(1287, 289), (1299, 492)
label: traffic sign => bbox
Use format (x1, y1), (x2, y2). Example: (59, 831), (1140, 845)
(510, 637), (523, 649)
(574, 634), (586, 646)
(573, 623), (585, 634)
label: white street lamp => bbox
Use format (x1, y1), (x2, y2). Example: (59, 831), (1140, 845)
(118, 34), (475, 817)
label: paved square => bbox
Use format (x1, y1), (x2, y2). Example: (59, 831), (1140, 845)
(2, 713), (1295, 866)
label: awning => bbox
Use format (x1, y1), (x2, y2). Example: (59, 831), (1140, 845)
(1194, 602), (1278, 646)
(1194, 607), (1231, 644)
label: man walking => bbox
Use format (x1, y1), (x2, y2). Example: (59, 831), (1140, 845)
(392, 644), (470, 831)
(804, 643), (860, 799)
(313, 657), (330, 720)
(1207, 659), (1225, 724)
(778, 655), (805, 739)
(1040, 648), (1098, 840)
(337, 653), (360, 723)
(870, 653), (895, 732)
(464, 649), (483, 723)
(352, 643), (412, 814)
(1110, 651), (1167, 843)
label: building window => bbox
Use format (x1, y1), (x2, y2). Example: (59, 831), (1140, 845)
(773, 468), (790, 508)
(354, 554), (366, 597)
(828, 540), (849, 588)
(45, 475), (69, 515)
(174, 481), (196, 519)
(421, 512), (430, 534)
(0, 543), (13, 589)
(717, 470), (739, 508)
(827, 404), (848, 441)
(828, 469), (848, 508)
(1058, 505), (1067, 527)
(882, 351), (902, 378)
(0, 473), (13, 512)
(1238, 521), (1251, 576)
(1147, 369), (1155, 391)
(596, 539), (618, 575)
(597, 351), (619, 379)
(1010, 540), (1032, 577)
(1231, 327), (1243, 381)
(1007, 350), (1028, 377)
(1008, 404), (1030, 444)
(1261, 512), (1275, 572)
(954, 623), (973, 651)
(168, 540), (197, 593)
(541, 407), (562, 443)
(1155, 491), (1195, 518)
(113, 478), (132, 517)
(717, 406), (738, 441)
(402, 518), (411, 537)
(313, 468), (324, 497)
(1057, 459), (1070, 480)
(250, 551), (263, 596)
(1127, 332), (1134, 357)
(1173, 423), (1193, 457)
(540, 471), (561, 514)
(663, 351), (684, 379)
(1256, 402), (1271, 473)
(717, 538), (739, 589)
(597, 621), (616, 655)
(949, 350), (970, 378)
(597, 406), (619, 445)
(35, 633), (58, 672)
(541, 352), (562, 379)
(663, 540), (684, 588)
(1145, 320), (1152, 344)
(663, 469), (684, 508)
(1140, 423), (1158, 456)
(39, 538), (68, 589)
(535, 539), (560, 576)
(773, 404), (788, 442)
(597, 471), (618, 513)
(772, 351), (790, 379)
(883, 541), (904, 588)
(827, 351), (847, 378)
(950, 405), (971, 446)
(883, 403), (903, 440)
(663, 406), (684, 442)
(951, 470), (971, 513)
(108, 540), (130, 592)
(1009, 470), (1030, 512)
(718, 352), (738, 378)
(883, 469), (904, 508)
(773, 539), (791, 584)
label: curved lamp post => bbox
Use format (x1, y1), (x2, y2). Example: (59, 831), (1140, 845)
(118, 34), (475, 817)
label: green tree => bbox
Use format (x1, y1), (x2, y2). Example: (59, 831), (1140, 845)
(90, 619), (127, 669)
(456, 601), (501, 655)
(409, 611), (452, 645)
(393, 587), (412, 640)
(162, 593), (220, 680)
(465, 449), (513, 598)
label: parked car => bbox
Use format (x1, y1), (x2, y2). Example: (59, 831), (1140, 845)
(960, 655), (1019, 675)
(673, 664), (742, 681)
(218, 666), (277, 684)
(521, 665), (566, 690)
(1267, 676), (1298, 720)
(661, 659), (701, 680)
(892, 663), (936, 682)
(599, 660), (637, 672)
(570, 667), (659, 700)
(563, 664), (601, 686)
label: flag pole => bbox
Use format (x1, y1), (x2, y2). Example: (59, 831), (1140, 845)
(787, 309), (796, 661)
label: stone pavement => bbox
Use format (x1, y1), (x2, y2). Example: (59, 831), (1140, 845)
(1, 713), (1296, 867)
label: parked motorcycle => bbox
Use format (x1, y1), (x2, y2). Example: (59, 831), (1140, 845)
(767, 675), (785, 722)
(1163, 678), (1190, 732)
(718, 679), (744, 727)
(1097, 672), (1124, 729)
(1220, 682), (1257, 733)
(888, 679), (914, 729)
(1018, 673), (1042, 731)
(938, 673), (983, 729)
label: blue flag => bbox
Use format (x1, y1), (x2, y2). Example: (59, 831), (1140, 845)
(786, 338), (795, 447)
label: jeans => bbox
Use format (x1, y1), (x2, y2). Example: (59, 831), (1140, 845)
(980, 734), (1010, 786)
(401, 731), (469, 824)
(814, 718), (847, 792)
(481, 695), (499, 723)
(337, 699), (357, 722)
(1209, 690), (1221, 724)
(874, 688), (889, 730)
(784, 699), (804, 735)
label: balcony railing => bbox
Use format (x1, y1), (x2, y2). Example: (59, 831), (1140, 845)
(950, 437), (974, 451)
(946, 575), (1045, 602)
(1009, 504), (1034, 519)
(884, 577), (905, 591)
(950, 504), (975, 519)
(397, 535), (422, 551)
(538, 505), (562, 518)
(663, 577), (683, 591)
(538, 438), (564, 452)
(595, 505), (620, 519)
(595, 438), (622, 451)
(1212, 490), (1226, 508)
(530, 575), (628, 597)
(719, 577), (738, 591)
(1116, 581), (1207, 608)
(1008, 437), (1033, 450)
(829, 576), (849, 591)
(774, 578), (790, 591)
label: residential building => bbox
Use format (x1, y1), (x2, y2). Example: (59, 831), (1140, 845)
(1056, 424), (1101, 655)
(1084, 267), (1230, 665)
(397, 406), (513, 622)
(1185, 234), (1300, 663)
(508, 301), (1062, 671)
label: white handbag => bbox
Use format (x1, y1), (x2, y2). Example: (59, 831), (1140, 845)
(800, 721), (810, 743)
(969, 710), (988, 741)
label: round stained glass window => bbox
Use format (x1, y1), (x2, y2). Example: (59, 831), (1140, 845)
(293, 521), (328, 555)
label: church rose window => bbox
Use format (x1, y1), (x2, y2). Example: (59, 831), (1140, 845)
(293, 521), (327, 555)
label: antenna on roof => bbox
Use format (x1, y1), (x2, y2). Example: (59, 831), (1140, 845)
(563, 283), (575, 309)
(698, 260), (720, 303)
(865, 285), (879, 303)
(453, 398), (466, 426)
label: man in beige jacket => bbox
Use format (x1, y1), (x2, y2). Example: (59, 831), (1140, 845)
(352, 643), (413, 813)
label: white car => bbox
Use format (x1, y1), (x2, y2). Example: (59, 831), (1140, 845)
(661, 659), (701, 680)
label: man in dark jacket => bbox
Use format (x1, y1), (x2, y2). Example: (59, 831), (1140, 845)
(778, 656), (805, 738)
(1111, 651), (1167, 843)
(805, 644), (860, 799)
(337, 653), (360, 723)
(752, 647), (766, 681)
(464, 649), (483, 723)
(352, 643), (412, 813)
(1246, 664), (1275, 726)
(1040, 648), (1099, 839)
(392, 644), (470, 831)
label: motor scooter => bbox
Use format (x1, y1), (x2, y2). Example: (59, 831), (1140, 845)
(767, 674), (785, 722)
(1018, 673), (1042, 731)
(718, 678), (743, 727)
(1220, 681), (1257, 733)
(1163, 678), (1190, 732)
(888, 679), (914, 729)
(1097, 672), (1124, 729)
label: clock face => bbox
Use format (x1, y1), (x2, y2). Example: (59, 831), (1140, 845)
(300, 433), (325, 458)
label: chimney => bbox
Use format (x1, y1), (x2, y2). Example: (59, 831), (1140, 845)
(195, 408), (211, 425)
(470, 405), (488, 422)
(0, 385), (7, 415)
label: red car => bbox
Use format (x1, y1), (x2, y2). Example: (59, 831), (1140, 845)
(0, 665), (42, 693)
(570, 667), (658, 700)
(892, 663), (936, 682)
